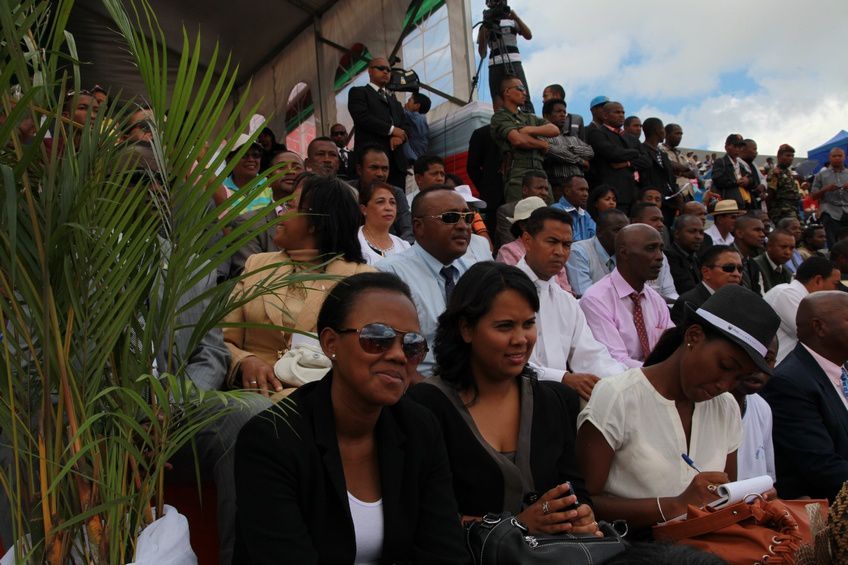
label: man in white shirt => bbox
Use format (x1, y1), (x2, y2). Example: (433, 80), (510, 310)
(761, 292), (848, 501)
(516, 207), (627, 400)
(377, 188), (480, 376)
(763, 256), (841, 364)
(705, 199), (739, 246)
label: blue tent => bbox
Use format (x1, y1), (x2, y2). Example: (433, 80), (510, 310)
(807, 130), (848, 173)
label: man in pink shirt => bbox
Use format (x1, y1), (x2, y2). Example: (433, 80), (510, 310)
(579, 224), (674, 367)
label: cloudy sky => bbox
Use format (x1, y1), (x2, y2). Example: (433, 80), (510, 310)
(472, 0), (848, 155)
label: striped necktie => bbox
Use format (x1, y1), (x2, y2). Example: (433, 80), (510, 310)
(840, 367), (848, 401)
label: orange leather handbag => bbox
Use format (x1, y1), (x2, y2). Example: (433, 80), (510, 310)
(652, 496), (829, 565)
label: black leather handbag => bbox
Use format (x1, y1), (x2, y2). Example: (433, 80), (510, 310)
(465, 513), (628, 565)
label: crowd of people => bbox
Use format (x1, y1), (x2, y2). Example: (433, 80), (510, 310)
(13, 50), (848, 564)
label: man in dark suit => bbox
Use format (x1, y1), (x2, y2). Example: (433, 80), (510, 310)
(752, 228), (794, 295)
(467, 117), (504, 236)
(348, 57), (410, 187)
(711, 134), (754, 210)
(637, 117), (681, 225)
(670, 244), (741, 325)
(761, 291), (848, 502)
(665, 214), (705, 294)
(587, 101), (650, 213)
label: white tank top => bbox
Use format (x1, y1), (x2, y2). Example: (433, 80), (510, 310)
(347, 492), (384, 565)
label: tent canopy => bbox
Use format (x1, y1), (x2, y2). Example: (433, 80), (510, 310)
(807, 130), (848, 173)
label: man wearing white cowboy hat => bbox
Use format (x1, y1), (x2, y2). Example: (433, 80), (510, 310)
(705, 199), (739, 246)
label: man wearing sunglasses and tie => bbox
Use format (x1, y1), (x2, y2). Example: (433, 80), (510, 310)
(670, 245), (743, 325)
(491, 75), (560, 204)
(376, 188), (482, 378)
(348, 56), (411, 188)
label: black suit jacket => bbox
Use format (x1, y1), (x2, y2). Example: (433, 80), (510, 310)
(664, 242), (702, 294)
(587, 126), (650, 208)
(761, 344), (848, 502)
(349, 85), (409, 175)
(466, 124), (504, 213)
(670, 282), (711, 326)
(408, 377), (589, 517)
(710, 155), (749, 209)
(234, 374), (469, 564)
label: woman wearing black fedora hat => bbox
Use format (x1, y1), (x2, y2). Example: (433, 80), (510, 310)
(575, 285), (780, 534)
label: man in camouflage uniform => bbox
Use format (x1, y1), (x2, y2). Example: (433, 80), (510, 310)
(490, 75), (560, 203)
(767, 144), (801, 223)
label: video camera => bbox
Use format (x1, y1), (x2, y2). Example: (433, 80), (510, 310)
(483, 0), (510, 28)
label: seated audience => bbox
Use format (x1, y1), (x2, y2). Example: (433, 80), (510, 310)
(635, 187), (663, 209)
(704, 199), (738, 246)
(577, 285), (780, 530)
(664, 215), (705, 294)
(257, 126), (286, 170)
(407, 154), (447, 206)
(630, 202), (678, 302)
(377, 188), (480, 376)
(797, 223), (828, 261)
(551, 175), (596, 242)
(358, 180), (411, 264)
(732, 338), (778, 481)
(670, 245), (742, 325)
(234, 272), (468, 563)
(221, 150), (305, 280)
(764, 256), (841, 364)
(580, 224), (674, 368)
(586, 184), (618, 222)
(353, 144), (414, 243)
(516, 208), (627, 399)
(761, 291), (848, 502)
(304, 135), (340, 176)
(223, 136), (272, 214)
(731, 214), (766, 294)
(830, 239), (848, 288)
(495, 171), (550, 246)
(223, 173), (374, 394)
(753, 228), (795, 294)
(408, 262), (601, 537)
(566, 209), (629, 297)
(776, 216), (804, 274)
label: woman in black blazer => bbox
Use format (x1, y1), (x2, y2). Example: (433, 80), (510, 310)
(234, 272), (468, 564)
(408, 262), (600, 537)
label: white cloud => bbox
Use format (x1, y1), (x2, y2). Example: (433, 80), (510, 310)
(504, 0), (848, 153)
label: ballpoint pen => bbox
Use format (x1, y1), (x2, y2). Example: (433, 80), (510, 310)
(681, 453), (701, 473)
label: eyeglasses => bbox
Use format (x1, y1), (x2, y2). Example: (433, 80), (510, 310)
(370, 65), (391, 72)
(417, 211), (475, 224)
(710, 263), (744, 273)
(508, 84), (527, 92)
(335, 323), (429, 363)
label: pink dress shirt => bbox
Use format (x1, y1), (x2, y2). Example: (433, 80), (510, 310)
(579, 269), (674, 367)
(496, 239), (573, 294)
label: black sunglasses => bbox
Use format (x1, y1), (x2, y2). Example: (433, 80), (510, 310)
(711, 263), (744, 273)
(335, 323), (428, 363)
(417, 211), (474, 225)
(370, 65), (391, 72)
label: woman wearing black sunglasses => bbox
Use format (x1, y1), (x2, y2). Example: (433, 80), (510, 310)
(408, 261), (601, 537)
(234, 272), (468, 564)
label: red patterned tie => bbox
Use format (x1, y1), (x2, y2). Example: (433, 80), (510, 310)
(630, 292), (651, 361)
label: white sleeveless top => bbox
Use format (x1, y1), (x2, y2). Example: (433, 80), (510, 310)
(347, 492), (384, 565)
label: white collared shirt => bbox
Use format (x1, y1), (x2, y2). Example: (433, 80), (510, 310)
(801, 343), (848, 410)
(517, 259), (627, 381)
(705, 224), (735, 246)
(763, 279), (809, 364)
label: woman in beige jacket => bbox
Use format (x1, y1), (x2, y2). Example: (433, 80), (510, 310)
(224, 173), (374, 395)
